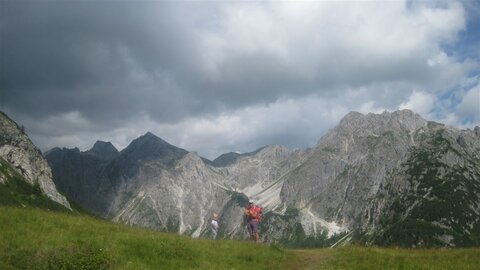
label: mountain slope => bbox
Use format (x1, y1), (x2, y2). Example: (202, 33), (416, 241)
(46, 132), (233, 236)
(46, 146), (112, 214)
(366, 125), (480, 247)
(279, 110), (480, 247)
(111, 152), (231, 236)
(0, 157), (70, 211)
(0, 111), (70, 209)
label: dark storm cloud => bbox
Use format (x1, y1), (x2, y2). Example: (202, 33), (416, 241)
(2, 1), (458, 126)
(0, 1), (205, 125)
(0, 0), (476, 157)
(1, 1), (304, 125)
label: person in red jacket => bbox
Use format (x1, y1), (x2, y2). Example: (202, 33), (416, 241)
(244, 200), (263, 242)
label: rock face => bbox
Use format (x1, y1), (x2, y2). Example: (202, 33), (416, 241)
(365, 124), (480, 247)
(46, 110), (480, 247)
(45, 146), (111, 213)
(280, 110), (428, 228)
(279, 110), (480, 247)
(0, 112), (70, 209)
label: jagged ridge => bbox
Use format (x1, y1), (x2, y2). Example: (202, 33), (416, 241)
(44, 110), (480, 247)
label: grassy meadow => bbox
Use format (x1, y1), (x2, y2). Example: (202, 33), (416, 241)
(290, 247), (480, 270)
(1, 206), (479, 270)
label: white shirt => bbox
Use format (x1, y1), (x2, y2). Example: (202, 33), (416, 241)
(211, 219), (219, 230)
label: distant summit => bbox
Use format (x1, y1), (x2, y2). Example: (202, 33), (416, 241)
(336, 109), (427, 135)
(85, 141), (119, 160)
(212, 152), (243, 167)
(118, 132), (188, 166)
(212, 146), (268, 167)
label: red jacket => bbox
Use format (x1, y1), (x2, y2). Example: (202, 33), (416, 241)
(245, 204), (263, 221)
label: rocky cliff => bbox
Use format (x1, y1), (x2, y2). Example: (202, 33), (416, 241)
(364, 124), (480, 247)
(280, 110), (428, 229)
(0, 111), (70, 209)
(279, 110), (479, 247)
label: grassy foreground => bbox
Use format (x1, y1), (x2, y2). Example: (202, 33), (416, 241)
(1, 206), (479, 270)
(0, 206), (290, 270)
(290, 247), (480, 270)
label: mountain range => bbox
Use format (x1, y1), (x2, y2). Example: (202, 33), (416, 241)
(43, 110), (480, 247)
(1, 109), (478, 247)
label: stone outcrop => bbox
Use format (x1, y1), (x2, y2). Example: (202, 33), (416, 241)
(0, 112), (70, 209)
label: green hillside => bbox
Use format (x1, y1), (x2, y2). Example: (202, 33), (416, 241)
(1, 206), (479, 270)
(0, 157), (69, 212)
(0, 206), (291, 270)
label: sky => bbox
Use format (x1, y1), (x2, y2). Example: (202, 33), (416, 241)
(1, 0), (479, 160)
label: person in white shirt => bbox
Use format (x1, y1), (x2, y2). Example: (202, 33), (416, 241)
(211, 213), (219, 240)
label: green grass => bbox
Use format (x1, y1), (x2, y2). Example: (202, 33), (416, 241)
(0, 206), (291, 270)
(291, 246), (480, 270)
(1, 206), (479, 269)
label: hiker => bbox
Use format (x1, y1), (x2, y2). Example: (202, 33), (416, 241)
(211, 213), (219, 240)
(244, 200), (263, 242)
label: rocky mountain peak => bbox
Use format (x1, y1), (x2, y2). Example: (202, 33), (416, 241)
(335, 109), (427, 136)
(389, 109), (427, 130)
(212, 152), (242, 167)
(126, 132), (169, 150)
(212, 146), (267, 167)
(340, 111), (364, 124)
(86, 141), (119, 160)
(115, 132), (188, 169)
(211, 145), (290, 168)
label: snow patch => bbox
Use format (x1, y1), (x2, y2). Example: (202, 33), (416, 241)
(300, 208), (347, 237)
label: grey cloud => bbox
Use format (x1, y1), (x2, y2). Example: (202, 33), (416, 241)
(456, 83), (480, 124)
(1, 1), (201, 122)
(0, 0), (476, 156)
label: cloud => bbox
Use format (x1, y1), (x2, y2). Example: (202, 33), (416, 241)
(457, 82), (480, 124)
(399, 91), (437, 117)
(34, 92), (389, 160)
(0, 0), (478, 158)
